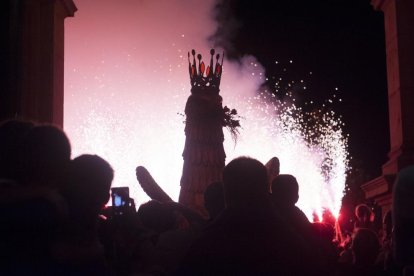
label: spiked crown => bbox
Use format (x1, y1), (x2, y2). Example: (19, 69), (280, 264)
(188, 49), (224, 94)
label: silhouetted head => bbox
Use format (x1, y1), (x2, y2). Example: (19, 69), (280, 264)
(222, 156), (268, 208)
(137, 200), (176, 233)
(351, 228), (380, 266)
(354, 204), (373, 225)
(270, 174), (299, 206)
(0, 119), (34, 179)
(392, 166), (414, 266)
(19, 124), (71, 188)
(62, 154), (113, 217)
(204, 181), (225, 219)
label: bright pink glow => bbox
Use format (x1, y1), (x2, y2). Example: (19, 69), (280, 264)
(64, 0), (348, 219)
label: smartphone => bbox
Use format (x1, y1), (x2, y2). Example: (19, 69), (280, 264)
(111, 187), (129, 208)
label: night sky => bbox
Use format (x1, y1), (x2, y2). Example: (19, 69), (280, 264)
(213, 0), (389, 178)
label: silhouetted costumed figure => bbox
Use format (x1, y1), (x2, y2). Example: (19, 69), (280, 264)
(179, 49), (237, 215)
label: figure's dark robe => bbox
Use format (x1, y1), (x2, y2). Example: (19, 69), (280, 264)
(179, 92), (225, 216)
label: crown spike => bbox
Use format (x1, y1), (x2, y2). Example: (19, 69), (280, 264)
(215, 54), (220, 76)
(188, 52), (192, 77)
(197, 54), (202, 76)
(192, 50), (196, 76)
(209, 49), (214, 77)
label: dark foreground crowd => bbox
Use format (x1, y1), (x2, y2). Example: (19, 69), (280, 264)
(1, 119), (414, 276)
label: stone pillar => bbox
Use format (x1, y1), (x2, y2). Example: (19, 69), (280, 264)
(362, 0), (414, 215)
(0, 0), (77, 127)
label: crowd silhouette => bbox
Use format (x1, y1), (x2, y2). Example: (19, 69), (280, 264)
(1, 118), (414, 275)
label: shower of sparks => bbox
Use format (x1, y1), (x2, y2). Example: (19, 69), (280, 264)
(64, 0), (348, 221)
(221, 64), (349, 219)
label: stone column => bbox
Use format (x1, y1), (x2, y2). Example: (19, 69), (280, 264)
(362, 0), (414, 215)
(1, 0), (77, 127)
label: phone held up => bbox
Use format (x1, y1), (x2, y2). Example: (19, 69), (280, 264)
(110, 187), (134, 216)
